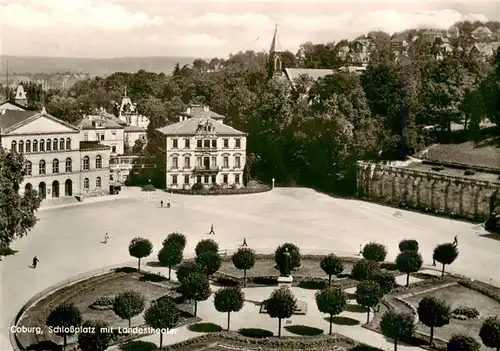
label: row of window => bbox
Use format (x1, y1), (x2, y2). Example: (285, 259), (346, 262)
(171, 156), (241, 169)
(172, 138), (241, 149)
(83, 177), (102, 189)
(171, 174), (241, 185)
(12, 138), (71, 154)
(25, 156), (103, 176)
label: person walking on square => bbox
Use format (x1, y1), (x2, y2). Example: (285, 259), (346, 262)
(453, 235), (458, 246)
(160, 200), (164, 208)
(104, 233), (109, 244)
(32, 255), (39, 268)
(242, 238), (247, 247)
(167, 201), (170, 208)
(209, 224), (215, 235)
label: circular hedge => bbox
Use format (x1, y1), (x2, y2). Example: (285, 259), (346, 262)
(238, 328), (274, 338)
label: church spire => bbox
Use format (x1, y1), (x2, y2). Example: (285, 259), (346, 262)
(268, 24), (283, 79)
(270, 24), (282, 53)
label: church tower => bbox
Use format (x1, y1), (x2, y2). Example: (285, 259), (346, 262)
(268, 25), (283, 79)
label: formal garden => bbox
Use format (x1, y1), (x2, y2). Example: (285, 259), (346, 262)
(13, 234), (500, 351)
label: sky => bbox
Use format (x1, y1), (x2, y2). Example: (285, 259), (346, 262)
(1, 0), (500, 59)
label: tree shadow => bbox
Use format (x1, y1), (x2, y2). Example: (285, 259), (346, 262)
(382, 335), (427, 347)
(187, 322), (223, 333)
(329, 316), (360, 326)
(346, 304), (368, 313)
(349, 345), (384, 351)
(480, 233), (500, 242)
(146, 261), (162, 267)
(118, 340), (158, 351)
(0, 246), (18, 257)
(284, 325), (323, 336)
(139, 273), (167, 282)
(27, 340), (62, 351)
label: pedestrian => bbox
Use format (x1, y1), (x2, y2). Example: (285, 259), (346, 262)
(167, 201), (170, 208)
(453, 235), (458, 246)
(32, 255), (39, 268)
(160, 200), (163, 208)
(209, 224), (215, 235)
(242, 238), (247, 247)
(104, 233), (109, 244)
(358, 245), (363, 256)
(433, 257), (436, 266)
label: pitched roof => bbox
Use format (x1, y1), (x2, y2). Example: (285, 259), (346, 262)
(124, 126), (146, 132)
(74, 116), (124, 130)
(0, 100), (28, 111)
(181, 109), (225, 120)
(156, 117), (246, 136)
(0, 110), (80, 134)
(473, 26), (492, 35)
(285, 68), (335, 84)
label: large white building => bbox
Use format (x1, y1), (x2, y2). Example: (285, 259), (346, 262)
(156, 105), (247, 189)
(74, 111), (125, 155)
(117, 93), (149, 149)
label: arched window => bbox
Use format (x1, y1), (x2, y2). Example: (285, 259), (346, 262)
(46, 139), (51, 151)
(96, 155), (102, 169)
(65, 158), (72, 173)
(59, 138), (65, 150)
(52, 159), (59, 174)
(84, 178), (89, 189)
(39, 160), (46, 175)
(53, 138), (58, 151)
(96, 177), (101, 188)
(18, 140), (24, 153)
(83, 156), (90, 170)
(11, 140), (16, 151)
(39, 139), (45, 152)
(66, 138), (71, 150)
(32, 140), (38, 152)
(26, 140), (31, 153)
(26, 161), (32, 176)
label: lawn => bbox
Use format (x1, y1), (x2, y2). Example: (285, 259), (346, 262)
(218, 258), (353, 279)
(16, 271), (180, 350)
(404, 284), (500, 348)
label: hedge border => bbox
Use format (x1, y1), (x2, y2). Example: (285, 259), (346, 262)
(167, 184), (271, 196)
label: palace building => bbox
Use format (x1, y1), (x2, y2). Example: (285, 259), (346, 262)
(156, 104), (247, 189)
(0, 108), (111, 202)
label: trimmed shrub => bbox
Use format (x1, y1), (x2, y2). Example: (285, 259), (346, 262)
(395, 250), (423, 287)
(355, 280), (383, 323)
(90, 297), (114, 310)
(398, 239), (419, 252)
(113, 291), (146, 327)
(373, 271), (396, 295)
(265, 286), (297, 337)
(176, 261), (202, 284)
(320, 254), (344, 285)
(78, 320), (112, 351)
(417, 296), (451, 345)
(46, 302), (83, 350)
(128, 237), (153, 272)
(195, 251), (222, 276)
(162, 232), (187, 250)
(433, 243), (459, 277)
(252, 276), (278, 285)
(362, 242), (387, 262)
(213, 287), (245, 330)
(298, 280), (327, 290)
(351, 259), (379, 281)
(447, 334), (481, 351)
(239, 328), (274, 338)
(479, 316), (500, 350)
(232, 247), (256, 287)
(195, 239), (219, 256)
(380, 311), (415, 351)
(452, 306), (479, 319)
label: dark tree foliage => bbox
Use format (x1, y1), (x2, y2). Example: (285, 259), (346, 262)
(373, 271), (397, 295)
(417, 296), (451, 345)
(231, 247), (256, 286)
(355, 280), (383, 323)
(433, 243), (459, 277)
(380, 311), (415, 351)
(179, 272), (211, 317)
(315, 287), (347, 335)
(265, 287), (297, 337)
(320, 254), (344, 285)
(77, 320), (113, 351)
(447, 334), (481, 351)
(112, 291), (146, 327)
(395, 251), (423, 287)
(213, 287), (245, 330)
(128, 237), (153, 272)
(195, 250), (222, 276)
(195, 239), (219, 256)
(46, 302), (82, 350)
(351, 259), (380, 281)
(274, 243), (301, 276)
(398, 239), (419, 252)
(144, 296), (180, 350)
(162, 232), (187, 250)
(0, 148), (42, 247)
(362, 242), (388, 262)
(479, 316), (500, 350)
(176, 261), (201, 284)
(158, 242), (183, 279)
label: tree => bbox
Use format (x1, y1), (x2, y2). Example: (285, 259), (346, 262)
(144, 296), (180, 350)
(179, 272), (211, 317)
(0, 148), (42, 247)
(46, 302), (82, 350)
(128, 237), (153, 272)
(77, 320), (113, 351)
(320, 254), (344, 285)
(231, 247), (256, 287)
(274, 243), (301, 276)
(131, 138), (146, 154)
(433, 243), (459, 277)
(112, 291), (146, 327)
(213, 287), (245, 330)
(315, 287), (347, 334)
(195, 251), (222, 276)
(351, 259), (379, 281)
(395, 250), (423, 287)
(162, 232), (187, 250)
(158, 242), (183, 280)
(373, 271), (397, 294)
(417, 296), (451, 345)
(398, 239), (419, 252)
(380, 311), (415, 351)
(195, 239), (219, 256)
(176, 261), (201, 284)
(479, 316), (500, 351)
(265, 287), (297, 337)
(355, 280), (383, 323)
(362, 242), (388, 262)
(447, 334), (481, 351)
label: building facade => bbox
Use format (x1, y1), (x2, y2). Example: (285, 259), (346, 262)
(117, 93), (149, 148)
(156, 105), (247, 189)
(74, 113), (125, 155)
(0, 109), (111, 201)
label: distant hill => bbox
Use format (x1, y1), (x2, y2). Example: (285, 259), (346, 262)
(0, 56), (197, 76)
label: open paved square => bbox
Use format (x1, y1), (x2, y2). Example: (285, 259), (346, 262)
(1, 187), (499, 350)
